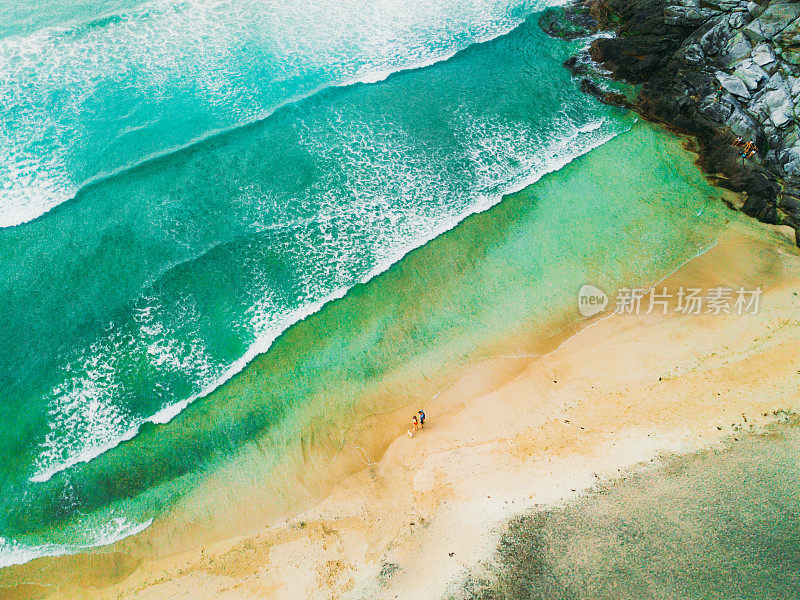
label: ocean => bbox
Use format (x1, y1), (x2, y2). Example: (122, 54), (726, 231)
(0, 0), (735, 569)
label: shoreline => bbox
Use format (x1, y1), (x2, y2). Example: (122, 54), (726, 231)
(2, 118), (720, 574)
(6, 210), (799, 599)
(29, 104), (623, 490)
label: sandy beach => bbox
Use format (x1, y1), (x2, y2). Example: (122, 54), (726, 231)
(4, 211), (798, 600)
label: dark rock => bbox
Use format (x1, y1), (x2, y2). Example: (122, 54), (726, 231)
(544, 0), (800, 245)
(564, 54), (598, 77)
(538, 4), (598, 39)
(579, 79), (634, 108)
(727, 106), (762, 139)
(700, 92), (736, 122)
(678, 42), (705, 64)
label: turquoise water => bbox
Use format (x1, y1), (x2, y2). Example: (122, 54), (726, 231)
(0, 0), (147, 38)
(0, 1), (728, 568)
(0, 0), (545, 225)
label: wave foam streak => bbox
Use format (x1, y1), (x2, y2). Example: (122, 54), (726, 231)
(0, 517), (152, 569)
(0, 0), (550, 227)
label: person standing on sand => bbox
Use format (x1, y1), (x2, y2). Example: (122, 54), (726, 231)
(408, 414), (419, 438)
(418, 409), (425, 428)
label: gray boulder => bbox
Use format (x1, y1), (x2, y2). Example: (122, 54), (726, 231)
(702, 13), (751, 55)
(779, 142), (800, 166)
(784, 157), (800, 179)
(751, 42), (777, 67)
(665, 0), (721, 24)
(703, 0), (750, 10)
(716, 70), (752, 97)
(726, 105), (762, 139)
(778, 47), (800, 66)
(749, 82), (794, 127)
(778, 125), (800, 154)
(734, 59), (770, 89)
(722, 32), (753, 66)
(747, 1), (764, 17)
(744, 2), (800, 42)
(789, 75), (800, 96)
(665, 6), (722, 23)
(775, 17), (800, 47)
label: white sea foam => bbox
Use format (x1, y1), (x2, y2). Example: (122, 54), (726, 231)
(29, 113), (626, 485)
(0, 517), (152, 569)
(31, 301), (217, 483)
(0, 0), (566, 227)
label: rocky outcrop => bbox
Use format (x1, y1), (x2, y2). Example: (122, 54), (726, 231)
(549, 0), (800, 244)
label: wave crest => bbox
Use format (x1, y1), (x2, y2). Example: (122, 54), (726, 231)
(0, 0), (551, 227)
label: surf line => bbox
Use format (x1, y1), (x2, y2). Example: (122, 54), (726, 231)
(30, 121), (624, 484)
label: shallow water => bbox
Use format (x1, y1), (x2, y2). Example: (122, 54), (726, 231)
(459, 420), (800, 600)
(1, 2), (730, 568)
(0, 119), (730, 566)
